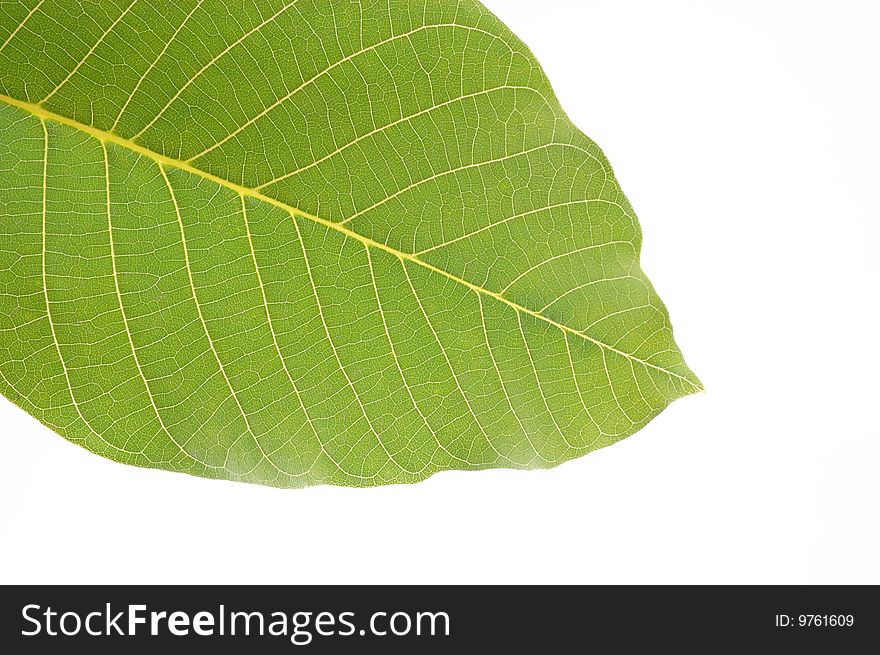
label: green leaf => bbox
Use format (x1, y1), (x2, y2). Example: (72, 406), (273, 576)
(0, 0), (700, 488)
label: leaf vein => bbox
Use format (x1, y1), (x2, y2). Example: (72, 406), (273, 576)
(0, 94), (700, 392)
(159, 162), (295, 480)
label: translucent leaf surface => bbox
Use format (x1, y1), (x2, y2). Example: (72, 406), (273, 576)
(0, 0), (701, 487)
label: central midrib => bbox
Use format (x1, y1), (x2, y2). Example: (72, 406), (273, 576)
(0, 92), (700, 390)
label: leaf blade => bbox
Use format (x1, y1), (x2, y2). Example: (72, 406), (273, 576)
(0, 0), (700, 487)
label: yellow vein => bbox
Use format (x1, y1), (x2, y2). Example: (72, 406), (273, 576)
(240, 194), (351, 481)
(40, 0), (140, 104)
(102, 141), (219, 472)
(159, 163), (291, 479)
(111, 0), (205, 131)
(257, 85), (545, 190)
(0, 93), (702, 392)
(583, 304), (652, 332)
(500, 239), (633, 296)
(365, 245), (467, 468)
(0, 0), (44, 54)
(563, 332), (611, 446)
(418, 202), (631, 258)
(292, 215), (414, 477)
(131, 0), (301, 140)
(340, 142), (603, 226)
(515, 311), (577, 451)
(628, 358), (654, 414)
(401, 261), (513, 466)
(189, 23), (512, 162)
(600, 348), (636, 425)
(39, 119), (140, 458)
(476, 292), (545, 466)
(540, 275), (641, 313)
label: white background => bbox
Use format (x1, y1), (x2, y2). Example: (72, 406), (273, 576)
(2, 0), (878, 584)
